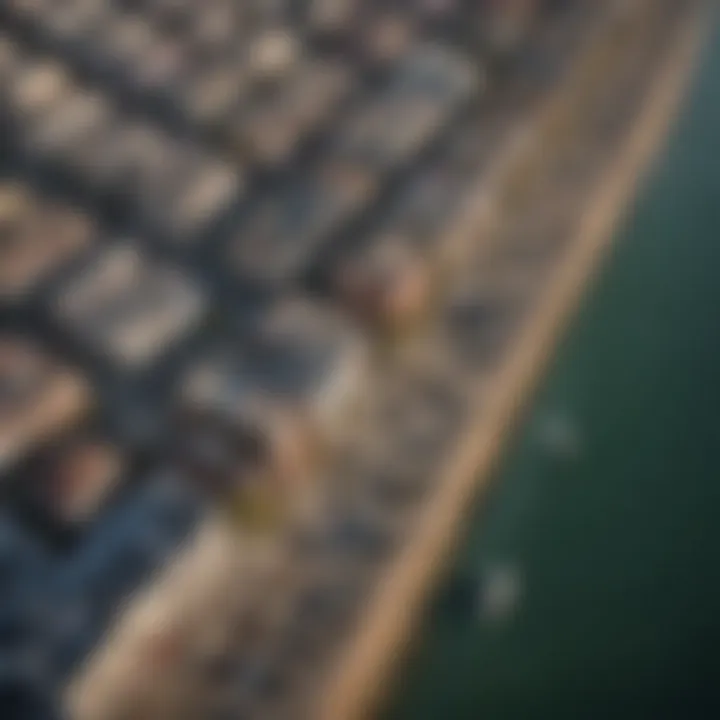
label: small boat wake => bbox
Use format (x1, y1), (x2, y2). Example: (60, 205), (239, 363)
(536, 411), (583, 461)
(434, 562), (524, 627)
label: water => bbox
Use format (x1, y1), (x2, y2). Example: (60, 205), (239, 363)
(386, 17), (720, 720)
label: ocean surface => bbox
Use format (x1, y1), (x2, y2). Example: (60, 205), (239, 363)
(386, 16), (720, 720)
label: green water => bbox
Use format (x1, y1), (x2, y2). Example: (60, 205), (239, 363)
(387, 18), (720, 720)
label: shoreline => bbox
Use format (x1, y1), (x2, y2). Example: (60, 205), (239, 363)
(317, 6), (711, 720)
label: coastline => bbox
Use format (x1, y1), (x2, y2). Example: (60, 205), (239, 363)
(316, 6), (711, 720)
